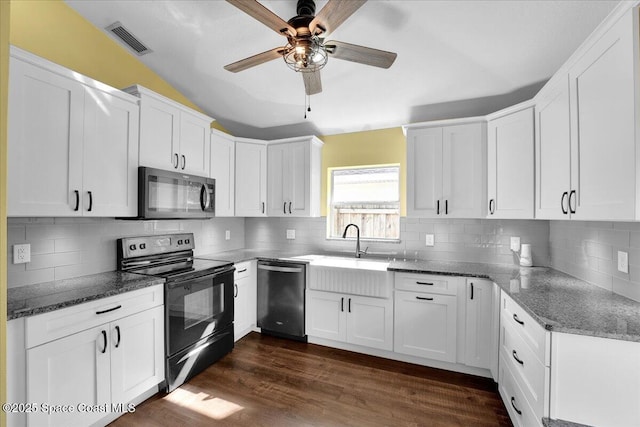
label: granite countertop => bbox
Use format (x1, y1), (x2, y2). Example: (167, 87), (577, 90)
(198, 250), (640, 343)
(7, 271), (165, 320)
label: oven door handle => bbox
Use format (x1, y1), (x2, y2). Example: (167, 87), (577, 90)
(166, 266), (235, 289)
(258, 264), (304, 273)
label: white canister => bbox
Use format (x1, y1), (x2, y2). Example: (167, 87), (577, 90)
(520, 244), (532, 267)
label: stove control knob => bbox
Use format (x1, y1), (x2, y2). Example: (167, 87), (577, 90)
(177, 240), (183, 245)
(140, 243), (146, 250)
(129, 244), (136, 251)
(185, 239), (190, 244)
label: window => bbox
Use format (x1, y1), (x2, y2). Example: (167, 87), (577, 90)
(328, 165), (400, 240)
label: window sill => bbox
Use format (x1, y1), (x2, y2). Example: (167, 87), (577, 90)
(326, 237), (401, 244)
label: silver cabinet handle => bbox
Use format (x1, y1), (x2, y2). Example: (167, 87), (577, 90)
(114, 325), (121, 348)
(262, 202), (265, 214)
(100, 330), (107, 354)
(87, 191), (93, 212)
(181, 155), (186, 170)
(284, 201), (287, 214)
(289, 201), (292, 214)
(173, 153), (179, 169)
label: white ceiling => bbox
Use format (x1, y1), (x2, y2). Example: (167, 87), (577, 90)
(66, 0), (619, 139)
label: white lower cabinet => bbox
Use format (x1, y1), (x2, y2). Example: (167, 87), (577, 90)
(394, 290), (457, 362)
(499, 291), (550, 427)
(234, 260), (257, 341)
(21, 285), (164, 427)
(464, 278), (498, 371)
(306, 290), (393, 351)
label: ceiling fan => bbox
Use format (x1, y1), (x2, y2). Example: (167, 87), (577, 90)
(224, 0), (398, 95)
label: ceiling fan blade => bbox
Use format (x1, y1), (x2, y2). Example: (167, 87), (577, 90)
(310, 0), (367, 37)
(302, 71), (322, 95)
(224, 47), (287, 72)
(226, 0), (296, 37)
(325, 41), (397, 69)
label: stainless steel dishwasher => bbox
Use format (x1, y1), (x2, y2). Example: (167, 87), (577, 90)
(257, 260), (307, 341)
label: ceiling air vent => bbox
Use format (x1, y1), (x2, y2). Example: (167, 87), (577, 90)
(105, 21), (152, 56)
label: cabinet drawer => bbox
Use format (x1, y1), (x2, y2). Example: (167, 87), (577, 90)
(499, 352), (542, 427)
(394, 272), (458, 295)
(501, 317), (548, 419)
(501, 292), (549, 365)
(26, 284), (164, 349)
(234, 261), (252, 280)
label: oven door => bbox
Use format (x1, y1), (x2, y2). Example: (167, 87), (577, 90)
(166, 269), (234, 356)
(139, 166), (215, 219)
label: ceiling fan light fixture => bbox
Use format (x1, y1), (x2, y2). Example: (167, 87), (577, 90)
(284, 36), (327, 72)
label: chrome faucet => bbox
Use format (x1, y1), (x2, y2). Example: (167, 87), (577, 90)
(342, 223), (367, 258)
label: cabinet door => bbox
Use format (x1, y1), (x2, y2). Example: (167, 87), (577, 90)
(234, 277), (252, 341)
(138, 95), (180, 171)
(8, 57), (84, 216)
(394, 290), (457, 362)
(288, 141), (312, 216)
(235, 142), (267, 216)
(406, 127), (443, 217)
(110, 306), (164, 405)
(464, 279), (494, 369)
(27, 326), (110, 427)
(346, 296), (393, 351)
(569, 11), (636, 220)
(535, 77), (572, 219)
(442, 123), (485, 218)
(83, 87), (139, 217)
(210, 132), (235, 216)
(305, 290), (346, 342)
(487, 108), (534, 219)
(267, 143), (287, 216)
(179, 110), (211, 176)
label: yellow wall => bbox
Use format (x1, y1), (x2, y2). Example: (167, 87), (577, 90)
(9, 0), (228, 133)
(0, 0), (9, 424)
(320, 127), (406, 216)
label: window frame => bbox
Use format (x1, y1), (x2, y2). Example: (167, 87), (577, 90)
(326, 164), (401, 242)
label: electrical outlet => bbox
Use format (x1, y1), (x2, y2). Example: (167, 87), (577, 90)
(618, 251), (629, 273)
(225, 230), (231, 240)
(13, 243), (31, 264)
(286, 229), (296, 240)
(425, 234), (434, 246)
(510, 236), (521, 252)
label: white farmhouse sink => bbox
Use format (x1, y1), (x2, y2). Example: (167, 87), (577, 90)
(293, 254), (392, 297)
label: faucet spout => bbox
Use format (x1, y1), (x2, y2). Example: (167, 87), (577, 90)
(342, 223), (364, 258)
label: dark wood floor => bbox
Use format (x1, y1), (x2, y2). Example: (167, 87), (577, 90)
(111, 333), (512, 427)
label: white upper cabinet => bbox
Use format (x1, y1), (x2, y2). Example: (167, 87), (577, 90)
(487, 104), (535, 219)
(568, 10), (637, 220)
(535, 76), (572, 220)
(124, 85), (212, 177)
(267, 136), (323, 217)
(235, 139), (268, 217)
(210, 129), (235, 217)
(535, 7), (639, 221)
(406, 120), (486, 218)
(8, 47), (139, 217)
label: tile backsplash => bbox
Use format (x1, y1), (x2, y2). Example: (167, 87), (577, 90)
(549, 220), (640, 302)
(245, 217), (550, 266)
(7, 217), (245, 288)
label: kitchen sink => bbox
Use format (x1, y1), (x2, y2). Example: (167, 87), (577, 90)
(292, 255), (392, 297)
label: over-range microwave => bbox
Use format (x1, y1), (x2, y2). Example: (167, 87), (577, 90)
(137, 167), (215, 219)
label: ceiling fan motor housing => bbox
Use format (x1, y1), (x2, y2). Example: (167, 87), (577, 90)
(296, 0), (316, 17)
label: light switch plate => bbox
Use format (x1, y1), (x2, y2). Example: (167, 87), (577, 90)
(13, 243), (31, 264)
(425, 234), (434, 246)
(225, 230), (231, 240)
(510, 236), (521, 252)
(618, 251), (629, 273)
(286, 229), (296, 240)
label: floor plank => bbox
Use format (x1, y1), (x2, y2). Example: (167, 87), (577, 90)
(110, 333), (512, 427)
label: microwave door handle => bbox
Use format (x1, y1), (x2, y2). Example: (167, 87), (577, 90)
(200, 185), (206, 211)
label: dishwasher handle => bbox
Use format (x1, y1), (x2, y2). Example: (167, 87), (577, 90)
(258, 264), (304, 274)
